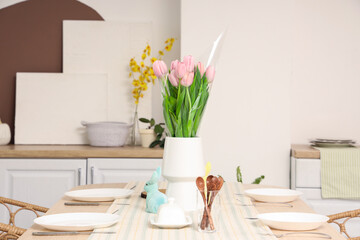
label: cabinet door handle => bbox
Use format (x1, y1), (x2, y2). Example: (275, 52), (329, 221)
(91, 167), (94, 184)
(78, 168), (82, 186)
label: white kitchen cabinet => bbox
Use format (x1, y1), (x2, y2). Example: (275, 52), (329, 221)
(0, 159), (86, 229)
(0, 146), (163, 229)
(87, 158), (162, 184)
(291, 156), (360, 238)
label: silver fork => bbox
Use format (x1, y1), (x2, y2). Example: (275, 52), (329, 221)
(263, 232), (332, 239)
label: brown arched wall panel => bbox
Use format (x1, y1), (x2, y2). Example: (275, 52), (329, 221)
(0, 0), (104, 143)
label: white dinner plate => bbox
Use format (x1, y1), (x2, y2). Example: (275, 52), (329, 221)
(65, 188), (134, 202)
(257, 212), (329, 231)
(34, 213), (120, 231)
(244, 188), (303, 203)
(149, 215), (192, 229)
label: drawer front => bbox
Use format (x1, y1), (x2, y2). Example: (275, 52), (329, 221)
(88, 158), (162, 184)
(298, 187), (360, 203)
(297, 187), (322, 199)
(295, 158), (321, 188)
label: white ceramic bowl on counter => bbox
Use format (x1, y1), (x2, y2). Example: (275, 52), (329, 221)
(81, 121), (132, 147)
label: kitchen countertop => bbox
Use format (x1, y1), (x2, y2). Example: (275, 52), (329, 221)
(0, 145), (163, 158)
(291, 144), (320, 159)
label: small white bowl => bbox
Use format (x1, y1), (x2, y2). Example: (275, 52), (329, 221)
(149, 198), (192, 228)
(245, 188), (303, 203)
(156, 198), (187, 224)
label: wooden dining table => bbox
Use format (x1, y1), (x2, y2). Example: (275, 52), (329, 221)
(18, 183), (346, 240)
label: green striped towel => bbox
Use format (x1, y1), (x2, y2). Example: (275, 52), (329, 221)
(317, 147), (360, 199)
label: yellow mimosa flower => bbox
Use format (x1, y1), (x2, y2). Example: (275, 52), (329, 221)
(128, 37), (175, 104)
(132, 80), (140, 87)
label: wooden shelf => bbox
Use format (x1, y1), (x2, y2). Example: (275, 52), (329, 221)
(0, 145), (163, 158)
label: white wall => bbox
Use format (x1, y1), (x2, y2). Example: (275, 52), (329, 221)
(181, 0), (292, 186)
(181, 0), (360, 186)
(291, 0), (360, 144)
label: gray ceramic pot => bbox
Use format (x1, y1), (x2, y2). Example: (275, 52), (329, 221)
(81, 121), (132, 147)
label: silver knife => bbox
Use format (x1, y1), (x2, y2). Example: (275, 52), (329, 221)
(32, 231), (116, 236)
(65, 202), (130, 206)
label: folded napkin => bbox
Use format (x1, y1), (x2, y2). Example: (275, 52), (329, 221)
(317, 147), (360, 199)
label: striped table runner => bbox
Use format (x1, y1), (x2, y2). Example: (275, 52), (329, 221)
(317, 147), (360, 199)
(89, 182), (276, 240)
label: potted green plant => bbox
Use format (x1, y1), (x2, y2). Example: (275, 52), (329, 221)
(139, 118), (165, 148)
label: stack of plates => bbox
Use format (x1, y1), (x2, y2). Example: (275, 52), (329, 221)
(310, 138), (356, 147)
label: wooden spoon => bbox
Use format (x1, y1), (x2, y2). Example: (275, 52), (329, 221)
(208, 176), (224, 213)
(196, 177), (206, 200)
(201, 175), (215, 229)
(196, 177), (214, 230)
(206, 175), (215, 203)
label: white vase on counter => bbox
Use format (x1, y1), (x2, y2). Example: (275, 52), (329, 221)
(0, 119), (11, 145)
(162, 137), (205, 211)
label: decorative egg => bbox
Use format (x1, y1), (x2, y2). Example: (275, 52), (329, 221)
(0, 119), (11, 145)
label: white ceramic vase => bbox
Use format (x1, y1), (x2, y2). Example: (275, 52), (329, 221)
(162, 137), (205, 211)
(0, 120), (11, 145)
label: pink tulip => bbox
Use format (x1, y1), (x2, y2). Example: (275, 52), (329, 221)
(197, 62), (205, 77)
(205, 65), (215, 83)
(175, 62), (186, 79)
(171, 60), (179, 71)
(153, 60), (168, 78)
(181, 71), (194, 87)
(168, 70), (179, 87)
(183, 55), (195, 72)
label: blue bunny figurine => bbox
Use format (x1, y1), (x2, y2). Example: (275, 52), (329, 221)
(144, 167), (168, 213)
